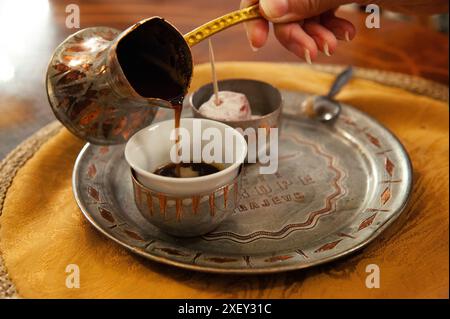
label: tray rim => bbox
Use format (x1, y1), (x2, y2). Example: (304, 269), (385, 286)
(72, 99), (413, 274)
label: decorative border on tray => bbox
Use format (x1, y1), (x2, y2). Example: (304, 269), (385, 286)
(201, 134), (346, 243)
(75, 103), (409, 272)
(0, 64), (422, 293)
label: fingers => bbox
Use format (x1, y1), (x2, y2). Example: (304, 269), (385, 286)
(274, 22), (318, 63)
(260, 0), (349, 23)
(273, 17), (347, 63)
(321, 12), (356, 41)
(245, 19), (270, 50)
(303, 19), (338, 56)
(239, 0), (356, 59)
(241, 0), (269, 50)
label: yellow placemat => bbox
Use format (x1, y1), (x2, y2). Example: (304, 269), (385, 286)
(0, 62), (448, 298)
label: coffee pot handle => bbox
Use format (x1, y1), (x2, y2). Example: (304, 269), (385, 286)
(184, 5), (262, 47)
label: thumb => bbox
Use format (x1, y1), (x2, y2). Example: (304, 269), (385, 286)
(259, 0), (351, 22)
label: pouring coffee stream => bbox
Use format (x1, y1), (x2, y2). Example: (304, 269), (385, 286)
(121, 4), (261, 176)
(108, 4), (262, 107)
(46, 5), (262, 145)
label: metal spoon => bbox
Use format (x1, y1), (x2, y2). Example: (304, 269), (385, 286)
(301, 66), (354, 123)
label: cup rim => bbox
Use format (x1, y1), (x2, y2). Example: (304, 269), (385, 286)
(124, 118), (248, 184)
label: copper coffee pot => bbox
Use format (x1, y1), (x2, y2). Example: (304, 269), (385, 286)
(46, 5), (261, 145)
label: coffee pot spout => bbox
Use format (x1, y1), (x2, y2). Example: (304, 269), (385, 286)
(46, 22), (185, 145)
(46, 5), (262, 145)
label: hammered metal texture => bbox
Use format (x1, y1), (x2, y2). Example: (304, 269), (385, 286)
(131, 170), (242, 237)
(73, 90), (412, 274)
(46, 27), (158, 145)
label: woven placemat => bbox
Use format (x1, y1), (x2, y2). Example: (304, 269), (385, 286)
(0, 64), (448, 298)
(311, 64), (449, 102)
(0, 122), (62, 298)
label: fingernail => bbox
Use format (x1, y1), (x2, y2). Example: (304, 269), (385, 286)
(260, 0), (289, 19)
(250, 44), (259, 52)
(244, 23), (259, 52)
(304, 49), (312, 65)
(323, 42), (331, 56)
(345, 31), (351, 42)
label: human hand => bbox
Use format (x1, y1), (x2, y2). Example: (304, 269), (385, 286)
(241, 0), (357, 63)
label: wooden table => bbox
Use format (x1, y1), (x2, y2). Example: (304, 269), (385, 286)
(0, 0), (448, 159)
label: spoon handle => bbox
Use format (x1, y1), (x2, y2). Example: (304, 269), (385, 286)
(184, 5), (261, 47)
(327, 66), (354, 99)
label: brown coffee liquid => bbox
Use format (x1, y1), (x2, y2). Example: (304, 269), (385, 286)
(174, 103), (182, 147)
(154, 162), (221, 178)
(116, 19), (189, 101)
(172, 101), (183, 176)
(115, 19), (193, 176)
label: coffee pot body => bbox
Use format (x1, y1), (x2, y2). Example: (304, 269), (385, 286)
(46, 20), (192, 145)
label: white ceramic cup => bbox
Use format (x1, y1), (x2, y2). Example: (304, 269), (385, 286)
(125, 118), (248, 196)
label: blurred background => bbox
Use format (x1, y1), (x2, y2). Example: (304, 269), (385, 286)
(0, 0), (448, 158)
